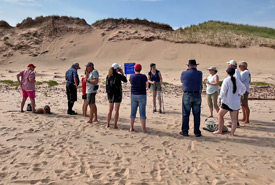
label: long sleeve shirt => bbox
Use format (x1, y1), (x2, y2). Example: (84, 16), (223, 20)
(219, 76), (246, 110)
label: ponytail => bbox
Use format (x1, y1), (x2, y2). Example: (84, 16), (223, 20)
(231, 76), (237, 94)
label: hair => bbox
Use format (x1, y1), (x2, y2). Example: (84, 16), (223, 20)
(240, 61), (248, 68)
(229, 75), (237, 94)
(135, 68), (141, 72)
(108, 67), (115, 77)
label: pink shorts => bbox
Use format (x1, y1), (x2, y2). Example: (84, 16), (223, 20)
(22, 89), (35, 99)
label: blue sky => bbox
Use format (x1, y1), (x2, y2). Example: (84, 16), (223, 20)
(1, 0), (275, 29)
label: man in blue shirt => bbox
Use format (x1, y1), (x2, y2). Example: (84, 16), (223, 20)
(65, 63), (80, 115)
(180, 59), (203, 137)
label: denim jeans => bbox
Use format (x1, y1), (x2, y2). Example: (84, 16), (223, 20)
(130, 95), (147, 119)
(182, 93), (201, 135)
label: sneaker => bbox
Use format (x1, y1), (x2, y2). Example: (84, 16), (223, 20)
(179, 131), (189, 136)
(159, 109), (162, 114)
(153, 108), (157, 113)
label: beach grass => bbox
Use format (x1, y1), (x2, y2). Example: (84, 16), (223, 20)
(0, 80), (58, 87)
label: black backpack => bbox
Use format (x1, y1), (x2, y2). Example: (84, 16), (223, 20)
(106, 76), (116, 94)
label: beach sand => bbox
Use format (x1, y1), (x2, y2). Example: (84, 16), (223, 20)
(0, 39), (275, 184)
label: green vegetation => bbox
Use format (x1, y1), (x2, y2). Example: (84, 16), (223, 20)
(0, 80), (58, 87)
(250, 81), (270, 86)
(162, 82), (169, 86)
(180, 21), (275, 39)
(0, 80), (19, 86)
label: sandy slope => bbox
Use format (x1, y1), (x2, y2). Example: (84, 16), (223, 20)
(0, 38), (275, 184)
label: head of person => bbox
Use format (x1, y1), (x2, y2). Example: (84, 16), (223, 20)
(86, 62), (94, 72)
(134, 63), (142, 73)
(72, 63), (81, 70)
(239, 61), (248, 71)
(226, 67), (235, 77)
(27, 64), (36, 71)
(226, 67), (237, 94)
(207, 66), (218, 75)
(150, 63), (156, 71)
(112, 63), (122, 73)
(226, 60), (237, 69)
(187, 59), (199, 69)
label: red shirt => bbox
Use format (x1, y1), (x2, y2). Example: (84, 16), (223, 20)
(82, 77), (86, 95)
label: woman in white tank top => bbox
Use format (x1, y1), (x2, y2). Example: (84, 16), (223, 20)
(204, 66), (219, 118)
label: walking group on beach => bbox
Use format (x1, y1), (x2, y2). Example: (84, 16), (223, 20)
(16, 58), (251, 137)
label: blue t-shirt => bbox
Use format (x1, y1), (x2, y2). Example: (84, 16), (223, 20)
(65, 67), (79, 85)
(130, 74), (147, 95)
(180, 68), (202, 92)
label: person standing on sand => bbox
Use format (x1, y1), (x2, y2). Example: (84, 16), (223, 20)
(147, 63), (163, 113)
(82, 70), (88, 117)
(204, 66), (220, 118)
(86, 62), (99, 123)
(180, 59), (203, 137)
(130, 64), (148, 133)
(65, 63), (80, 115)
(239, 61), (251, 123)
(213, 67), (246, 136)
(106, 63), (127, 129)
(17, 64), (36, 113)
(226, 59), (244, 128)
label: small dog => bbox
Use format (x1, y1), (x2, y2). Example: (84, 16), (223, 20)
(35, 105), (51, 114)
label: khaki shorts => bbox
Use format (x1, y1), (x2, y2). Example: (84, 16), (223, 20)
(150, 82), (162, 91)
(241, 92), (249, 106)
(207, 91), (219, 110)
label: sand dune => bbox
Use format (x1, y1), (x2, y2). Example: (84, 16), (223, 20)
(1, 17), (275, 184)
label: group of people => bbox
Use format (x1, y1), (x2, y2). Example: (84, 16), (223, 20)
(17, 58), (251, 136)
(64, 62), (163, 133)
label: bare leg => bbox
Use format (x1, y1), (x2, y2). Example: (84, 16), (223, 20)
(152, 91), (157, 111)
(230, 110), (238, 136)
(106, 103), (114, 128)
(114, 103), (120, 129)
(21, 98), (27, 112)
(140, 119), (147, 133)
(30, 98), (35, 113)
(215, 108), (220, 113)
(213, 109), (228, 134)
(83, 100), (88, 117)
(93, 104), (98, 122)
(208, 107), (214, 118)
(241, 105), (250, 123)
(88, 104), (95, 123)
(130, 118), (135, 132)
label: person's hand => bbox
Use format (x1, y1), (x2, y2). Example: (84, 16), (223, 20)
(153, 81), (156, 85)
(204, 79), (208, 84)
(218, 99), (221, 106)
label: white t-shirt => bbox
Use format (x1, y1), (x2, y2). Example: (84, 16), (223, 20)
(219, 76), (246, 110)
(240, 69), (251, 93)
(86, 69), (99, 94)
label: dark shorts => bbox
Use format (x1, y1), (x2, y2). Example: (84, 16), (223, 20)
(66, 83), (77, 102)
(87, 93), (96, 104)
(241, 92), (249, 106)
(82, 94), (87, 100)
(221, 103), (233, 112)
(108, 93), (122, 103)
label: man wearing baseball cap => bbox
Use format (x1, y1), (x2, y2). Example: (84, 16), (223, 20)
(65, 63), (81, 115)
(17, 64), (36, 113)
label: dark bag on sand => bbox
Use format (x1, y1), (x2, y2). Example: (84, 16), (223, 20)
(27, 103), (32, 111)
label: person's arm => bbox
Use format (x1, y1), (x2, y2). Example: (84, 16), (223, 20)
(147, 72), (155, 84)
(207, 75), (219, 86)
(17, 73), (22, 86)
(219, 79), (228, 101)
(88, 78), (99, 84)
(241, 71), (249, 83)
(158, 71), (163, 85)
(238, 79), (247, 96)
(119, 69), (127, 83)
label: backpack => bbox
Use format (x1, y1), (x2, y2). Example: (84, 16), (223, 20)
(106, 76), (116, 94)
